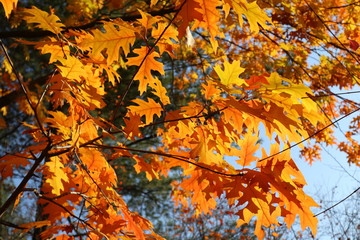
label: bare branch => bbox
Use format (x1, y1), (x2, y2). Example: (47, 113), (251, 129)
(314, 187), (360, 217)
(0, 142), (52, 218)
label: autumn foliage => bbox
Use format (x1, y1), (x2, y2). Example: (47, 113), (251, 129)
(0, 0), (360, 239)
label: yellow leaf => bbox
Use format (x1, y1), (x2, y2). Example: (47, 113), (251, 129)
(0, 0), (18, 18)
(37, 38), (71, 63)
(23, 6), (65, 34)
(214, 60), (247, 87)
(57, 56), (86, 81)
(44, 157), (69, 195)
(262, 73), (323, 126)
(225, 0), (271, 33)
(151, 21), (179, 55)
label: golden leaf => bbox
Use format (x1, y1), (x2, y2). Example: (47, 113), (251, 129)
(127, 98), (163, 125)
(23, 6), (65, 34)
(0, 0), (18, 18)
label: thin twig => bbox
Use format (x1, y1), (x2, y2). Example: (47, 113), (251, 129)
(33, 190), (103, 236)
(0, 39), (49, 138)
(0, 219), (27, 230)
(304, 0), (360, 82)
(0, 142), (52, 218)
(314, 187), (360, 217)
(87, 143), (245, 177)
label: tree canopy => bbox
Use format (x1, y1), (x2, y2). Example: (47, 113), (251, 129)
(0, 0), (360, 239)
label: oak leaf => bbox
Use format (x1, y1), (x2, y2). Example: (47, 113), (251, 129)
(23, 6), (65, 34)
(127, 98), (163, 125)
(133, 155), (160, 181)
(151, 21), (179, 55)
(214, 60), (247, 87)
(149, 79), (170, 105)
(236, 132), (259, 166)
(123, 112), (143, 140)
(37, 38), (71, 63)
(43, 157), (69, 195)
(224, 0), (271, 33)
(137, 9), (160, 29)
(201, 81), (221, 100)
(18, 220), (51, 230)
(0, 0), (18, 18)
(80, 19), (137, 65)
(0, 155), (30, 178)
(177, 0), (203, 38)
(127, 46), (165, 94)
(194, 0), (223, 49)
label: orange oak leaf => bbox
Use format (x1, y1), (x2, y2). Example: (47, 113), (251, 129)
(137, 9), (160, 29)
(151, 21), (179, 55)
(43, 156), (69, 195)
(177, 0), (203, 38)
(194, 0), (223, 49)
(18, 220), (51, 230)
(201, 81), (221, 100)
(127, 98), (163, 125)
(57, 56), (86, 81)
(0, 154), (30, 178)
(127, 46), (165, 94)
(149, 78), (170, 105)
(80, 19), (137, 65)
(0, 0), (18, 18)
(23, 6), (65, 34)
(123, 112), (143, 140)
(133, 155), (160, 181)
(36, 38), (71, 63)
(237, 132), (259, 166)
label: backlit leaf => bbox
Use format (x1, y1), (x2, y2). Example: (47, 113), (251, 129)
(0, 0), (18, 18)
(80, 19), (137, 65)
(23, 6), (65, 34)
(214, 60), (247, 87)
(128, 98), (163, 125)
(43, 157), (69, 195)
(127, 46), (165, 94)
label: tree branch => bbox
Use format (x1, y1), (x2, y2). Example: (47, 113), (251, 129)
(86, 143), (245, 177)
(0, 142), (52, 218)
(0, 219), (27, 230)
(314, 187), (360, 217)
(0, 7), (178, 39)
(0, 75), (49, 109)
